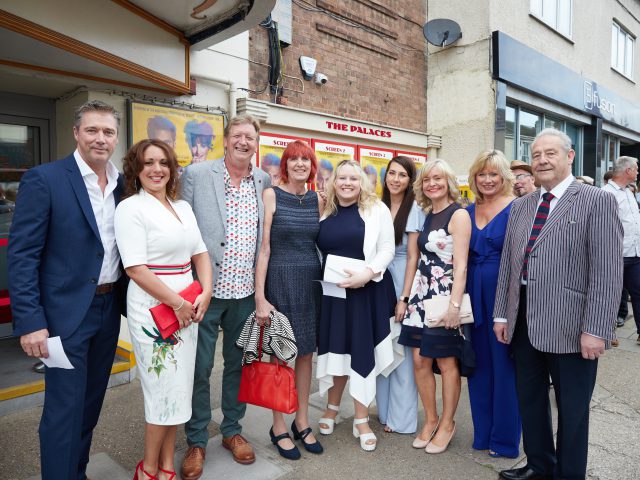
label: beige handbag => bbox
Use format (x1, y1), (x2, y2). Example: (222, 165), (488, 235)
(424, 294), (474, 328)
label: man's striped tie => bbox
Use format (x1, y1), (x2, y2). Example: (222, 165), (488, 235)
(522, 192), (554, 280)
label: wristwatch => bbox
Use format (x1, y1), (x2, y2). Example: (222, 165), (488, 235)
(399, 296), (409, 303)
(450, 299), (461, 309)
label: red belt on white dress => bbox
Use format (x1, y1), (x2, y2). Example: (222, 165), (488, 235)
(147, 261), (191, 275)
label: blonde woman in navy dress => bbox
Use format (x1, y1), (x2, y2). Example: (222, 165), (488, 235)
(398, 159), (472, 454)
(114, 140), (212, 479)
(316, 160), (397, 452)
(255, 141), (324, 460)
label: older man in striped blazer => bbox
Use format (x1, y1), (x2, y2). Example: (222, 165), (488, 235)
(493, 128), (623, 480)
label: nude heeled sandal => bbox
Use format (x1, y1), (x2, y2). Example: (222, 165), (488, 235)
(412, 418), (440, 449)
(318, 404), (340, 435)
(353, 417), (377, 452)
(425, 422), (456, 454)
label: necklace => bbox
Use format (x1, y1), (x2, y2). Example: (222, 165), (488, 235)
(280, 185), (308, 204)
(293, 190), (308, 205)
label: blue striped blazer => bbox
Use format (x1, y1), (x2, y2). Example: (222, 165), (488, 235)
(493, 181), (623, 354)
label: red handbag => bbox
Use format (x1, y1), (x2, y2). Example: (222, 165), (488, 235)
(237, 326), (299, 414)
(149, 281), (203, 339)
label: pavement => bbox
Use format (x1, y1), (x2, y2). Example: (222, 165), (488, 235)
(2, 318), (640, 480)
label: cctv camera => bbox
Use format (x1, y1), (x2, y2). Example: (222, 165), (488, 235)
(315, 73), (328, 85)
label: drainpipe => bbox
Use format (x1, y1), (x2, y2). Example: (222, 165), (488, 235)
(192, 74), (237, 117)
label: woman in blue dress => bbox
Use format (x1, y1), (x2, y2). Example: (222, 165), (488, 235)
(375, 156), (422, 434)
(316, 160), (397, 452)
(466, 150), (521, 458)
(255, 141), (324, 459)
(398, 159), (472, 454)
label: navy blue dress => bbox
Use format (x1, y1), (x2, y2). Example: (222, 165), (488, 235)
(316, 203), (396, 407)
(466, 202), (521, 458)
(265, 187), (321, 356)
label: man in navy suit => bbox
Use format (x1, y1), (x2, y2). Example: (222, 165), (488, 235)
(8, 100), (126, 480)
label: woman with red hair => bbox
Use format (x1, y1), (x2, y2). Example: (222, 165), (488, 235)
(255, 140), (325, 459)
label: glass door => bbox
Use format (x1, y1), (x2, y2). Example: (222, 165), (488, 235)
(0, 114), (50, 338)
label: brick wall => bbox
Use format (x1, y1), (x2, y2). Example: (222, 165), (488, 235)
(248, 0), (427, 132)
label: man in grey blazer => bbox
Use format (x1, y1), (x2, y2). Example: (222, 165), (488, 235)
(180, 115), (270, 479)
(494, 129), (623, 480)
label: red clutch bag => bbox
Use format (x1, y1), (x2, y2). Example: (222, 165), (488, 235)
(149, 281), (203, 339)
(237, 326), (298, 414)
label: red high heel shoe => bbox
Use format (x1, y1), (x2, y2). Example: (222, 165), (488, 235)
(158, 466), (176, 479)
(133, 460), (157, 480)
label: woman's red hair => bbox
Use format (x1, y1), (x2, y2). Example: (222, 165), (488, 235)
(279, 140), (317, 184)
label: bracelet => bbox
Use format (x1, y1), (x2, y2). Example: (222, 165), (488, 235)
(449, 300), (461, 309)
(399, 296), (409, 303)
(173, 297), (185, 312)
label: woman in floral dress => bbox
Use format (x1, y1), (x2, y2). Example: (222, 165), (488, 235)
(115, 139), (212, 480)
(398, 159), (472, 454)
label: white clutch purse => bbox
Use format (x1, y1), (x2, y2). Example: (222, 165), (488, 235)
(323, 254), (367, 284)
(424, 294), (474, 328)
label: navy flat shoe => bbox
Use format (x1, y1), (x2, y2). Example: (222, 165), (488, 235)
(269, 427), (301, 460)
(291, 421), (324, 454)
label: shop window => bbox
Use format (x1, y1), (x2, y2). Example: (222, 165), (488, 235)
(565, 123), (582, 176)
(505, 105), (517, 160)
(601, 134), (620, 183)
(611, 22), (635, 79)
(519, 109), (542, 164)
(0, 123), (40, 204)
(506, 103), (583, 175)
(544, 115), (563, 131)
(530, 0), (572, 38)
(0, 120), (45, 338)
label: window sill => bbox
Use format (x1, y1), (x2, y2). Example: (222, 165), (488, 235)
(610, 66), (636, 84)
(529, 13), (574, 44)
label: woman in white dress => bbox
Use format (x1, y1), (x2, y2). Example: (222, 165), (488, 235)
(114, 139), (212, 480)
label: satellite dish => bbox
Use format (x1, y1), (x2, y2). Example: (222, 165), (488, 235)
(423, 19), (462, 47)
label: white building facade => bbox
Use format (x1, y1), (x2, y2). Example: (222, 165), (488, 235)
(426, 0), (640, 181)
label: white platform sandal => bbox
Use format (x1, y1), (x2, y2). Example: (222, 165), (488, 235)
(353, 417), (377, 452)
(318, 404), (340, 435)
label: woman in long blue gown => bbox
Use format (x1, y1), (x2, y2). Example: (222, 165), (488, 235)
(375, 156), (422, 434)
(466, 150), (521, 458)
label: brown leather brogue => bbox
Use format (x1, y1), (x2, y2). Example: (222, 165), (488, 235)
(181, 446), (206, 480)
(222, 434), (256, 464)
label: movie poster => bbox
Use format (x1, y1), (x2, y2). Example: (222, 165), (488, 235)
(358, 146), (395, 197)
(312, 140), (357, 192)
(456, 174), (475, 206)
(395, 150), (427, 169)
(129, 101), (225, 168)
(258, 133), (311, 186)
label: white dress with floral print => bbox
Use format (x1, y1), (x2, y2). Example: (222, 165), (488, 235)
(114, 190), (207, 425)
